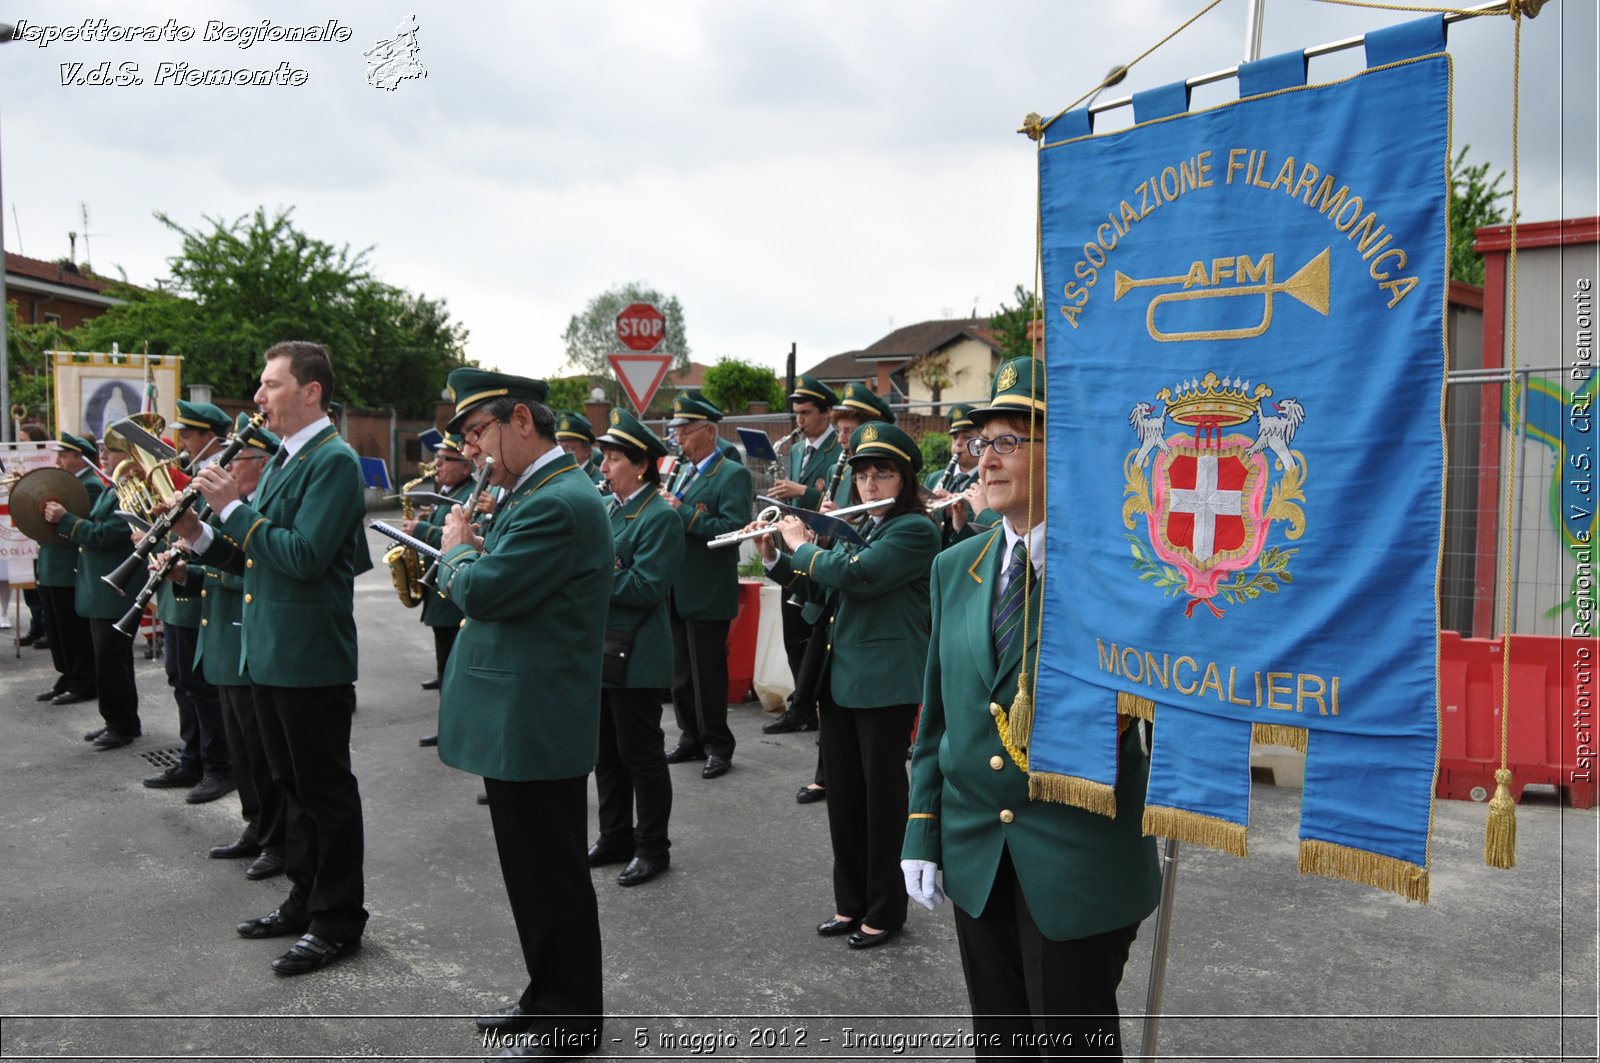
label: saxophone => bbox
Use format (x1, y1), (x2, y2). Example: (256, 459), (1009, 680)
(385, 461), (436, 608)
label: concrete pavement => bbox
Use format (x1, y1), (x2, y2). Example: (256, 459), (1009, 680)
(0, 525), (1594, 1061)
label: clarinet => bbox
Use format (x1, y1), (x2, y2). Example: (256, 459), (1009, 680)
(669, 448), (702, 500)
(102, 414), (266, 596)
(935, 451), (961, 492)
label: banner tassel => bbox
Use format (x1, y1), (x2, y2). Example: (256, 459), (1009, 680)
(1484, 768), (1517, 869)
(1007, 670), (1035, 749)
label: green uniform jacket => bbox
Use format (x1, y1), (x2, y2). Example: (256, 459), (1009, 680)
(415, 479), (473, 630)
(437, 452), (612, 782)
(35, 469), (103, 588)
(156, 576), (202, 627)
(794, 462), (855, 626)
(176, 564), (250, 688)
(607, 489), (685, 689)
(768, 513), (939, 707)
(670, 449), (752, 622)
(582, 454), (604, 485)
(198, 425), (372, 687)
(902, 527), (1161, 942)
(59, 484), (136, 620)
(787, 432), (842, 511)
(926, 467), (978, 551)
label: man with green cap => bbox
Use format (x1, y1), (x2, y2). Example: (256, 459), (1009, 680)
(901, 356), (1159, 1055)
(46, 435), (141, 749)
(175, 341), (373, 977)
(401, 431), (474, 744)
(762, 373), (842, 737)
(167, 415), (288, 881)
(434, 367), (609, 1053)
(925, 401), (987, 551)
(661, 391), (752, 781)
(33, 433), (101, 709)
(144, 399), (236, 802)
(554, 410), (605, 485)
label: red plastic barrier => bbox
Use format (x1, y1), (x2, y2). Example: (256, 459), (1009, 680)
(1437, 631), (1595, 809)
(726, 579), (762, 704)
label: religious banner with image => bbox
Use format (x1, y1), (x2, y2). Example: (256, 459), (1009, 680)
(51, 350), (181, 443)
(1030, 17), (1451, 898)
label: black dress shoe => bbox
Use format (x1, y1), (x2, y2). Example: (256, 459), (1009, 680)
(144, 765), (202, 789)
(270, 933), (359, 976)
(701, 755), (731, 780)
(186, 775), (236, 804)
(209, 835), (261, 859)
(91, 730), (135, 750)
(664, 743), (706, 764)
(477, 792), (490, 805)
(418, 733), (439, 747)
(35, 688), (64, 702)
(847, 927), (895, 949)
(763, 713), (818, 734)
(236, 909), (308, 939)
(795, 784), (826, 804)
(586, 840), (634, 868)
(421, 677), (442, 691)
(32, 638), (50, 650)
(51, 691), (94, 706)
(82, 727), (107, 743)
(476, 1002), (537, 1033)
(245, 851), (286, 880)
(816, 916), (860, 937)
(18, 633), (37, 646)
(617, 855), (668, 887)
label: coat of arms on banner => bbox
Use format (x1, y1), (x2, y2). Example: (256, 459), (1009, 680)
(1122, 372), (1306, 618)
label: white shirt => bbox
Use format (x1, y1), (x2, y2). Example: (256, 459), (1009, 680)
(193, 415), (332, 552)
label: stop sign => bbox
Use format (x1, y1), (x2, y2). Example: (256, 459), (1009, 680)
(615, 302), (666, 352)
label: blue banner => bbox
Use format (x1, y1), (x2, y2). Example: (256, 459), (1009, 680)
(1033, 45), (1449, 900)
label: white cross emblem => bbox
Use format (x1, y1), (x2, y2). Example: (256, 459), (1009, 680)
(1168, 455), (1241, 561)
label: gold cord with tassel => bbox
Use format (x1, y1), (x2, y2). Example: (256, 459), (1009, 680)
(1485, 6), (1524, 870)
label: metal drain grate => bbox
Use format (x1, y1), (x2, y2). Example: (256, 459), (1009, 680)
(138, 747), (186, 770)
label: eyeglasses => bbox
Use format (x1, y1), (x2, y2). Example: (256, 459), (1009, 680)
(461, 417), (504, 446)
(965, 434), (1042, 457)
(851, 470), (901, 483)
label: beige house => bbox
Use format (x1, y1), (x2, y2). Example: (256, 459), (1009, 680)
(805, 317), (1003, 409)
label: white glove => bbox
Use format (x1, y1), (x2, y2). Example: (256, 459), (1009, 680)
(901, 859), (945, 912)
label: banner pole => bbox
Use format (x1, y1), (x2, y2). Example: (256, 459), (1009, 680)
(1243, 0), (1266, 62)
(1139, 837), (1181, 1062)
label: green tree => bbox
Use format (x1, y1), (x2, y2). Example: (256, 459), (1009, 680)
(561, 283), (690, 407)
(545, 374), (598, 415)
(63, 208), (469, 415)
(991, 284), (1040, 362)
(919, 430), (952, 473)
(1448, 145), (1510, 286)
(701, 357), (785, 414)
(5, 304), (72, 422)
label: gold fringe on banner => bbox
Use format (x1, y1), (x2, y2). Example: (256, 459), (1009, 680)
(1030, 772), (1118, 818)
(1484, 768), (1518, 868)
(1143, 805), (1248, 857)
(1251, 722), (1309, 753)
(1300, 838), (1430, 902)
(1118, 691), (1155, 721)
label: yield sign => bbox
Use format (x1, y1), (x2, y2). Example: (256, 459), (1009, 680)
(608, 352), (675, 413)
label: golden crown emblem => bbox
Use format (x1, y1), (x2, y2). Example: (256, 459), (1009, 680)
(559, 416), (572, 430)
(996, 363), (1019, 392)
(861, 424), (880, 443)
(1160, 372), (1268, 429)
(609, 409), (621, 425)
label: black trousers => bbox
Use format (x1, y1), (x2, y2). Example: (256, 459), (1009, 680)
(793, 626), (830, 786)
(164, 622), (228, 777)
(484, 775), (603, 1035)
(86, 617), (139, 735)
(780, 595), (809, 692)
(431, 622), (459, 680)
(219, 684), (284, 854)
(817, 690), (917, 932)
(252, 683), (367, 942)
(670, 613), (733, 759)
(595, 687), (673, 860)
(954, 846), (1140, 1060)
(40, 584), (95, 696)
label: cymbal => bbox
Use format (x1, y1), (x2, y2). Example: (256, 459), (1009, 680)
(7, 467), (89, 544)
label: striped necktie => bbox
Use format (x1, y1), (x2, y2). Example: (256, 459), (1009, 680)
(259, 447), (288, 492)
(992, 540), (1034, 660)
(609, 495), (624, 516)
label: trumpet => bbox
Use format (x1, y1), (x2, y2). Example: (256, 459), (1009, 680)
(707, 497), (892, 549)
(418, 455), (493, 591)
(103, 414), (267, 597)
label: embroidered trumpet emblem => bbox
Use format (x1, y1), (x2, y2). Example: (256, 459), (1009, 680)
(1114, 247), (1329, 343)
(1122, 372), (1307, 618)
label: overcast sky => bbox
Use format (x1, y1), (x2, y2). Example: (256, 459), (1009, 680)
(3, 0), (1594, 386)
